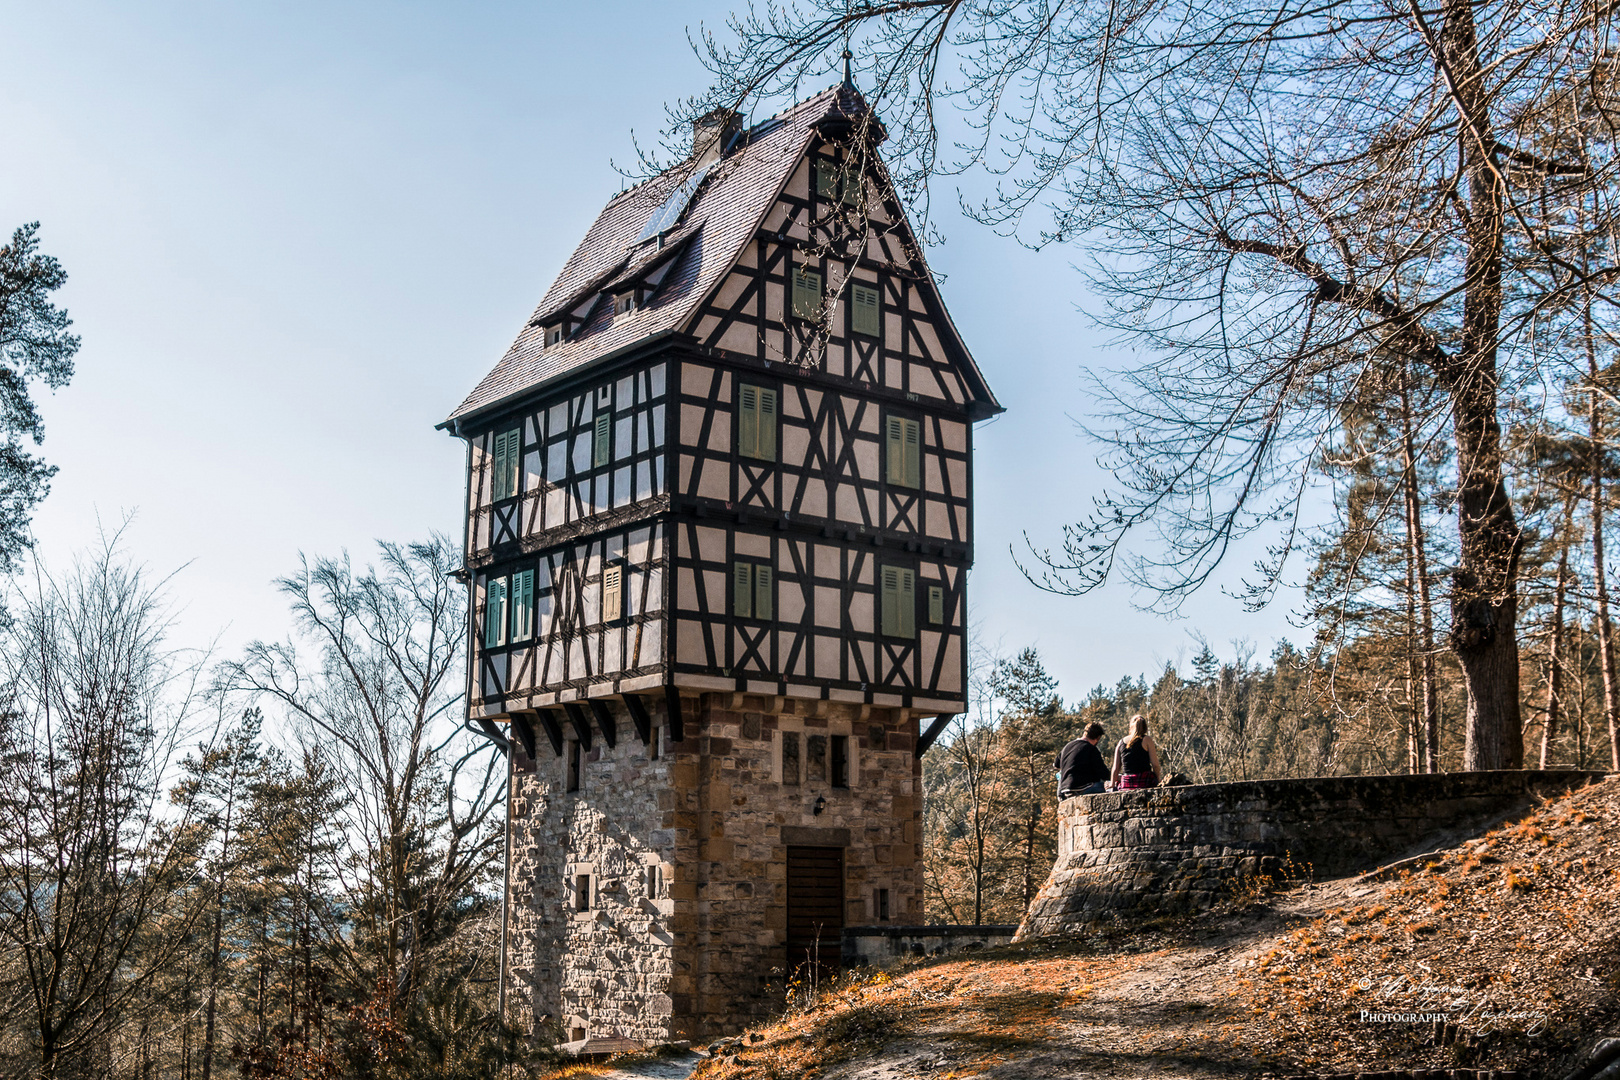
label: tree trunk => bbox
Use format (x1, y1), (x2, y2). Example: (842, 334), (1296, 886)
(1588, 307), (1620, 771)
(1399, 367), (1442, 771)
(1441, 0), (1523, 770)
(1541, 496), (1575, 768)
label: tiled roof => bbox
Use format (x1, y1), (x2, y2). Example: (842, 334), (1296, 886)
(445, 87), (864, 425)
(444, 84), (999, 425)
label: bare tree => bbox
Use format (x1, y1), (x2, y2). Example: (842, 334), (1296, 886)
(0, 536), (209, 1079)
(680, 0), (1620, 768)
(213, 537), (504, 1037)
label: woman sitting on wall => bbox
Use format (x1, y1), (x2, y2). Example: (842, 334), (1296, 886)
(1111, 715), (1162, 790)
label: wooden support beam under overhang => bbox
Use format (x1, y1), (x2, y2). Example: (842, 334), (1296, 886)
(562, 702), (593, 751)
(533, 708), (565, 756)
(664, 684), (684, 744)
(622, 694), (653, 745)
(509, 711), (538, 760)
(916, 714), (956, 756)
(588, 699), (617, 749)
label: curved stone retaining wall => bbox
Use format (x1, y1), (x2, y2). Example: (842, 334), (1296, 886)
(1016, 769), (1605, 941)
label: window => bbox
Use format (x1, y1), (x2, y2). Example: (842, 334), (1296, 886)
(781, 731), (800, 786)
(885, 416), (920, 488)
(492, 427), (521, 500)
(483, 576), (508, 648)
(792, 268), (823, 320)
(815, 160), (863, 207)
(732, 560), (774, 620)
(511, 568), (535, 641)
(649, 724), (660, 761)
(593, 412), (611, 468)
(546, 325), (563, 346)
(738, 384), (778, 461)
(602, 563), (623, 623)
(880, 565), (915, 638)
(616, 295), (634, 315)
(645, 864), (663, 899)
(831, 734), (849, 789)
(566, 739), (582, 792)
(851, 283), (880, 337)
(575, 873), (592, 912)
(928, 585), (944, 626)
(877, 888), (890, 921)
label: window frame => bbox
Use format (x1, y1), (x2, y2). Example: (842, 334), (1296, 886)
(491, 426), (522, 502)
(879, 563), (917, 639)
(732, 559), (775, 622)
(791, 267), (823, 321)
(483, 575), (509, 649)
(884, 414), (922, 489)
(850, 282), (881, 337)
(738, 382), (779, 462)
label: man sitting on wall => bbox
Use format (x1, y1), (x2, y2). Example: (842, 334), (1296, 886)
(1057, 722), (1110, 797)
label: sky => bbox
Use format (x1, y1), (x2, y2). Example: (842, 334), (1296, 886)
(0, 0), (1313, 706)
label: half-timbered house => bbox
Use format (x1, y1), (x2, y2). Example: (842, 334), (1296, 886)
(441, 81), (1000, 1045)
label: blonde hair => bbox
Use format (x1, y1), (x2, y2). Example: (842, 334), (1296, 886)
(1127, 714), (1149, 749)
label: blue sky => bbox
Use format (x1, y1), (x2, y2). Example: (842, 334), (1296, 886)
(0, 0), (1308, 705)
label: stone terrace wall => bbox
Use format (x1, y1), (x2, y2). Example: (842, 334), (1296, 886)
(1016, 770), (1604, 941)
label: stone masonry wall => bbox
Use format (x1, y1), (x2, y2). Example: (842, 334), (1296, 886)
(1016, 770), (1604, 941)
(506, 691), (923, 1045)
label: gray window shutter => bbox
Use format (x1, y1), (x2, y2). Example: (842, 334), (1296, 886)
(886, 418), (905, 485)
(755, 563), (773, 621)
(739, 384), (758, 458)
(733, 561), (753, 619)
(759, 389), (777, 461)
(852, 284), (880, 336)
(593, 413), (611, 468)
(904, 418), (921, 487)
(792, 269), (822, 320)
(603, 564), (622, 622)
(815, 160), (837, 198)
(899, 568), (915, 637)
(880, 565), (899, 636)
(928, 585), (944, 625)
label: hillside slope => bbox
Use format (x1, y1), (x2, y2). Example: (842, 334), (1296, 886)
(682, 774), (1620, 1080)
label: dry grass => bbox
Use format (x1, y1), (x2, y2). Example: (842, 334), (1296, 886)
(677, 775), (1620, 1079)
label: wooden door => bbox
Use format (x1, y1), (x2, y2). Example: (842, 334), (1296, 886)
(786, 846), (844, 980)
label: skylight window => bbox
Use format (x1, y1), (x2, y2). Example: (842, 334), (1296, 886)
(637, 164), (711, 243)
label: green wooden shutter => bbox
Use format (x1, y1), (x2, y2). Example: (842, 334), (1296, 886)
(733, 561), (753, 619)
(899, 568), (915, 637)
(755, 563), (773, 621)
(484, 576), (507, 648)
(792, 269), (822, 320)
(758, 388), (777, 461)
(886, 418), (905, 485)
(739, 384), (759, 458)
(492, 428), (521, 500)
(840, 165), (862, 206)
(852, 283), (880, 336)
(593, 413), (611, 468)
(511, 569), (534, 640)
(904, 418), (921, 487)
(815, 160), (837, 198)
(928, 585), (944, 625)
(880, 565), (899, 636)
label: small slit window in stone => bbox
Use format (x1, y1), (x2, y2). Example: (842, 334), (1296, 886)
(645, 864), (663, 899)
(781, 731), (800, 786)
(831, 734), (849, 789)
(566, 739), (582, 792)
(877, 888), (890, 921)
(575, 874), (591, 912)
(649, 724), (660, 760)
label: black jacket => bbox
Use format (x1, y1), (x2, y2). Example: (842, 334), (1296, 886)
(1057, 738), (1109, 791)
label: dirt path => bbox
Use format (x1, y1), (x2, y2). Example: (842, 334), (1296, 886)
(591, 1050), (704, 1079)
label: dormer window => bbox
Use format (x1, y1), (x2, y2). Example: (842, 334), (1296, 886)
(546, 325), (564, 347)
(615, 295), (635, 317)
